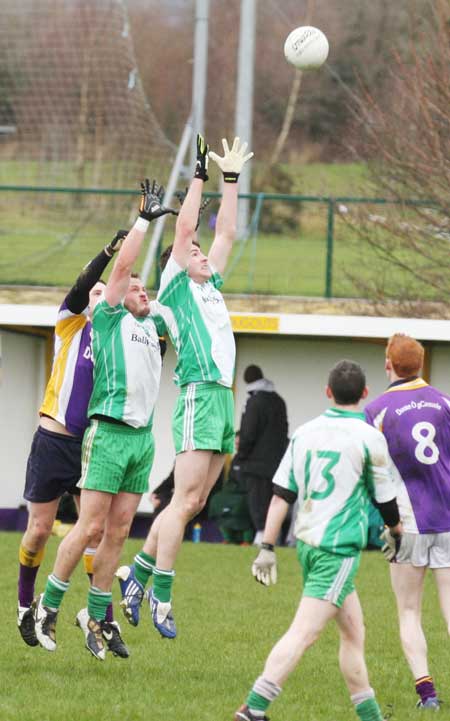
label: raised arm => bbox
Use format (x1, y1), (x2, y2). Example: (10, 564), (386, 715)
(172, 134), (209, 268)
(64, 231), (127, 314)
(208, 137), (253, 275)
(105, 180), (177, 307)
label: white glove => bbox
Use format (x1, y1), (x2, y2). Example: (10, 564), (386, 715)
(380, 528), (402, 562)
(252, 548), (277, 586)
(208, 137), (254, 182)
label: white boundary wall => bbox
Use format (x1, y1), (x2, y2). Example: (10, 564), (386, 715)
(1, 305), (449, 512)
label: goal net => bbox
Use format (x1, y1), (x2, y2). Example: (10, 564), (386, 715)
(0, 0), (175, 287)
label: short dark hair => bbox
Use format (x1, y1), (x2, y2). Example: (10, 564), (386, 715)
(159, 240), (200, 271)
(328, 360), (366, 405)
(244, 365), (263, 383)
(130, 272), (140, 279)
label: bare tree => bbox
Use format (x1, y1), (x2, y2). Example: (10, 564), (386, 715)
(343, 0), (450, 315)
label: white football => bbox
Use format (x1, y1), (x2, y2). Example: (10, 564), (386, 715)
(284, 26), (329, 70)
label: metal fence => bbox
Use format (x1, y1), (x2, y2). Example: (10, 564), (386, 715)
(0, 186), (434, 299)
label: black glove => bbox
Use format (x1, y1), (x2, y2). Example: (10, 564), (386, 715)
(194, 133), (209, 182)
(105, 229), (128, 257)
(139, 179), (178, 221)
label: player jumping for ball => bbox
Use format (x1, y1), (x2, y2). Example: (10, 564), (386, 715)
(117, 134), (253, 638)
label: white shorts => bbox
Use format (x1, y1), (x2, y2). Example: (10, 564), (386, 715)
(396, 532), (450, 568)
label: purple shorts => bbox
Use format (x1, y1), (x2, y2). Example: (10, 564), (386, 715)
(24, 427), (82, 503)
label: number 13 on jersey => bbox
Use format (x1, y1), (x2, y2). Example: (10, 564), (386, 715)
(304, 450), (341, 500)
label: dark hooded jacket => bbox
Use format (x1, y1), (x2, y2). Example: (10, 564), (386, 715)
(237, 378), (289, 480)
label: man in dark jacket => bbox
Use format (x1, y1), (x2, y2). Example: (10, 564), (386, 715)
(238, 365), (288, 544)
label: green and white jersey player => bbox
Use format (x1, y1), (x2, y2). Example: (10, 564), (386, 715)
(116, 134), (253, 640)
(234, 360), (403, 721)
(34, 180), (177, 661)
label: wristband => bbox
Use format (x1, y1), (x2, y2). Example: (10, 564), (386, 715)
(223, 172), (239, 183)
(194, 167), (208, 182)
(134, 217), (150, 232)
(261, 542), (274, 552)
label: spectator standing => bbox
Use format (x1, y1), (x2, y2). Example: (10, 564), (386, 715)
(238, 365), (288, 544)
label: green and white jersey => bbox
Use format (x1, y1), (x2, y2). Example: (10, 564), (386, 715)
(152, 255), (235, 387)
(274, 408), (396, 555)
(88, 300), (162, 428)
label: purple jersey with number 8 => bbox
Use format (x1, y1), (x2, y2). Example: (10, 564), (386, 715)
(365, 378), (450, 534)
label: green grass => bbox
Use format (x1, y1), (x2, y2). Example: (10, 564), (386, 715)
(2, 531), (450, 721)
(276, 161), (372, 196)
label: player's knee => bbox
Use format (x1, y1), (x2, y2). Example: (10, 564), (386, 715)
(291, 623), (320, 651)
(84, 519), (105, 544)
(178, 494), (202, 520)
(28, 516), (53, 544)
(307, 627), (322, 647)
(104, 520), (132, 546)
(116, 522), (132, 544)
(89, 528), (104, 547)
(341, 624), (365, 648)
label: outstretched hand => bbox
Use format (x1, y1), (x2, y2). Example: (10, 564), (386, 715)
(139, 179), (178, 222)
(209, 137), (254, 183)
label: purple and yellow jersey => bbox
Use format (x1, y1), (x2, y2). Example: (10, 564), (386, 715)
(39, 299), (93, 437)
(365, 378), (450, 534)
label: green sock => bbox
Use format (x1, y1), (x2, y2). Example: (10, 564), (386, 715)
(246, 691), (271, 714)
(152, 567), (175, 603)
(355, 698), (383, 721)
(134, 552), (156, 587)
(42, 574), (69, 609)
(242, 528), (254, 543)
(220, 527), (233, 543)
(87, 586), (112, 622)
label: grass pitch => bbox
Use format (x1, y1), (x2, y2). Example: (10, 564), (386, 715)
(2, 532), (449, 721)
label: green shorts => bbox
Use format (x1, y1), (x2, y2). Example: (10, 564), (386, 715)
(173, 382), (235, 454)
(297, 540), (360, 608)
(79, 419), (154, 495)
